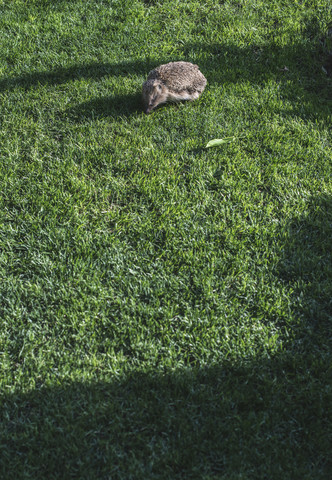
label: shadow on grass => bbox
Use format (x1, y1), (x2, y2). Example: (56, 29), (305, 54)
(0, 356), (330, 479)
(0, 196), (331, 479)
(278, 194), (332, 328)
(190, 41), (332, 122)
(65, 93), (143, 121)
(0, 61), (157, 93)
(1, 41), (330, 122)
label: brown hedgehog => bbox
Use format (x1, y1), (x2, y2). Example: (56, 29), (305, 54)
(142, 61), (207, 114)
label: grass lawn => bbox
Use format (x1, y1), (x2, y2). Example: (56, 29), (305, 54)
(0, 0), (331, 478)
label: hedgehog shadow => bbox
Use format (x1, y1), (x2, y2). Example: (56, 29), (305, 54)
(65, 92), (143, 121)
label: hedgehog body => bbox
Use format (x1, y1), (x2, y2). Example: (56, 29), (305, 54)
(142, 61), (207, 114)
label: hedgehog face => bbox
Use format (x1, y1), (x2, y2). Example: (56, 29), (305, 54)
(142, 80), (168, 114)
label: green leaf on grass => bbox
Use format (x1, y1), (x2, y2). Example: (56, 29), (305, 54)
(206, 137), (235, 148)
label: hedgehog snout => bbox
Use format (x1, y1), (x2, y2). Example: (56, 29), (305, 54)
(145, 96), (157, 114)
(144, 103), (153, 114)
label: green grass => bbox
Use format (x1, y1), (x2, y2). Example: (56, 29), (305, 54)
(0, 0), (331, 478)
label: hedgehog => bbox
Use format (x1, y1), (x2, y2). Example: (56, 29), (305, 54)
(142, 61), (207, 114)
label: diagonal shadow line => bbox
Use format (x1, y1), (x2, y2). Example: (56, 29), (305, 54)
(0, 60), (161, 93)
(1, 43), (331, 123)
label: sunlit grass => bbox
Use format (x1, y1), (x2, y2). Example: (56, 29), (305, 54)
(0, 0), (331, 478)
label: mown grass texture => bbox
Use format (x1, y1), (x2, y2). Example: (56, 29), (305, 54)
(0, 0), (331, 478)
